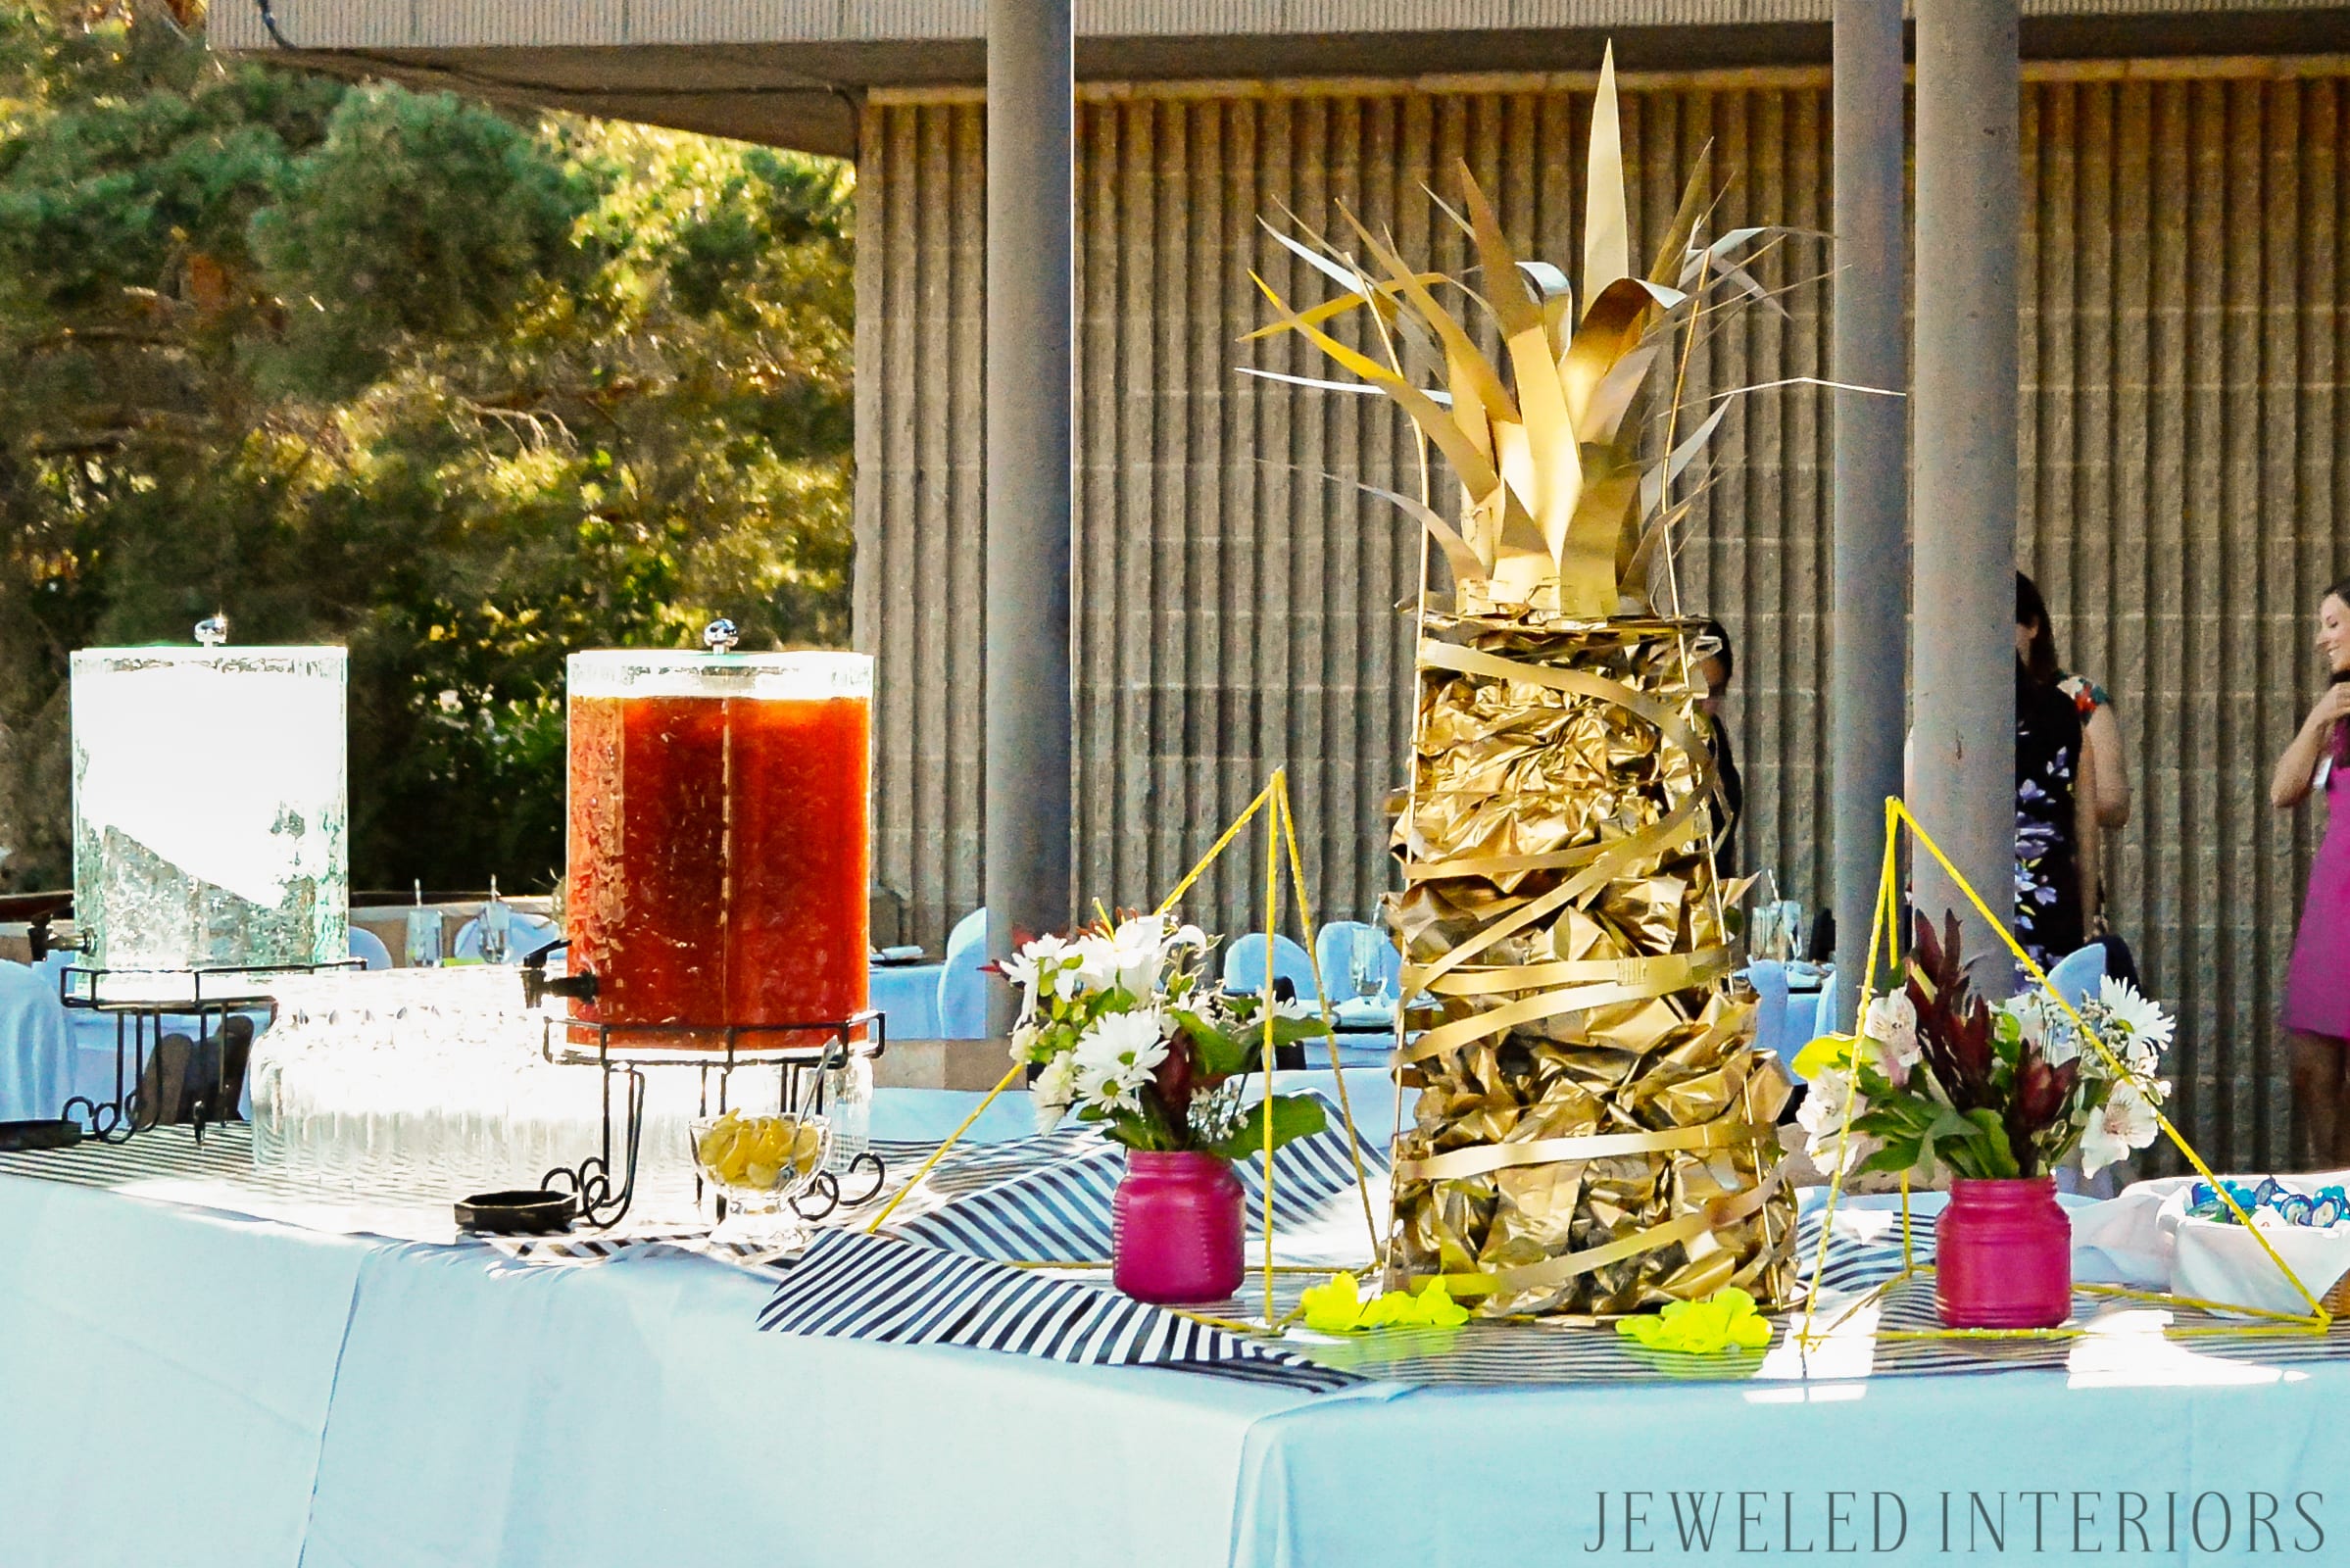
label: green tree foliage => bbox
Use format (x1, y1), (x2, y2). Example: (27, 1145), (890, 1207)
(0, 2), (855, 894)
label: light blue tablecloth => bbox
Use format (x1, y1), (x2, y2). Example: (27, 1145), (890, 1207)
(1230, 1354), (2345, 1564)
(0, 1168), (1302, 1568)
(0, 959), (71, 1124)
(13, 1082), (2350, 1567)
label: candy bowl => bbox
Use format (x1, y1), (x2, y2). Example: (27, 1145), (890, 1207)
(690, 1110), (832, 1243)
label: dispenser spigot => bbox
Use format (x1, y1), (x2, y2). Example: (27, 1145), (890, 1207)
(520, 938), (597, 1009)
(26, 910), (88, 962)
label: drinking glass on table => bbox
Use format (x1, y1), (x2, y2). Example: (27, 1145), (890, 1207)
(1349, 926), (1384, 1002)
(405, 906), (443, 968)
(479, 886), (512, 965)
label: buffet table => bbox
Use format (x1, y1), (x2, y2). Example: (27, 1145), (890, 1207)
(8, 1080), (2350, 1567)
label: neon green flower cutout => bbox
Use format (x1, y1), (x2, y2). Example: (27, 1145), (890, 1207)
(1615, 1287), (1774, 1353)
(1300, 1272), (1369, 1334)
(1302, 1273), (1471, 1334)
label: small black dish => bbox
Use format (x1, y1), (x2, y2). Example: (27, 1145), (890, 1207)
(455, 1189), (580, 1235)
(0, 1118), (82, 1153)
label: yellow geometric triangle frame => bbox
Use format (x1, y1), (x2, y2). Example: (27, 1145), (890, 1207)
(1797, 796), (2332, 1348)
(862, 768), (1382, 1337)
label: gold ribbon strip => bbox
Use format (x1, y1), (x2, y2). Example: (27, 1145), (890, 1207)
(1403, 845), (1606, 885)
(1402, 639), (1716, 995)
(1409, 944), (1731, 998)
(1392, 1118), (1778, 1182)
(1414, 1168), (1788, 1298)
(1402, 977), (1664, 1062)
(1416, 640), (1710, 760)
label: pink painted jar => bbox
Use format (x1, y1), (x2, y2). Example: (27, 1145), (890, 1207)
(1111, 1151), (1246, 1304)
(1935, 1176), (2073, 1329)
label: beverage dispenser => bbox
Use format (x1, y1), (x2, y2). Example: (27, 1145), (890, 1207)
(563, 631), (872, 1046)
(71, 628), (349, 1002)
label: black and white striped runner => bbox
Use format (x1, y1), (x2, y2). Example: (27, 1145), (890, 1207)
(755, 1228), (1357, 1391)
(890, 1113), (1383, 1265)
(20, 1122), (2350, 1390)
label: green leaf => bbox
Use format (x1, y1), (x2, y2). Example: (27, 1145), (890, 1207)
(1206, 1094), (1329, 1160)
(1172, 1008), (1250, 1080)
(1962, 1108), (2020, 1178)
(1267, 1014), (1337, 1049)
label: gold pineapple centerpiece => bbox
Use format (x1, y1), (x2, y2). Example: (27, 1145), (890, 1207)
(1253, 51), (1795, 1316)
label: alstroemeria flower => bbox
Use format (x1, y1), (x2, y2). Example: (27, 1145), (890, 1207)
(1862, 992), (1920, 1086)
(2081, 1080), (2163, 1176)
(1063, 933), (1119, 998)
(1796, 1066), (1876, 1176)
(1106, 914), (1177, 997)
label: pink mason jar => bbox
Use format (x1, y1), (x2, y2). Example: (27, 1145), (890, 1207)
(1934, 1176), (2073, 1329)
(1111, 1151), (1246, 1304)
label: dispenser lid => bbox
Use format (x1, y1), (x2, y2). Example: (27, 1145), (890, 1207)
(72, 645), (347, 674)
(567, 647), (871, 702)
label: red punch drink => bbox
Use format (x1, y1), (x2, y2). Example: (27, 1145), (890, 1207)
(565, 650), (871, 1048)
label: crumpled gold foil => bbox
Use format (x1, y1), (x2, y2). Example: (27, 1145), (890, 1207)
(1385, 612), (1795, 1317)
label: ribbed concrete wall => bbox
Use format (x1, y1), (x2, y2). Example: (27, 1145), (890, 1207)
(2017, 74), (2349, 1170)
(857, 67), (2350, 1171)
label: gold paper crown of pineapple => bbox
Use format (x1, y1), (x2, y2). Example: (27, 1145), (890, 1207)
(1247, 48), (1788, 620)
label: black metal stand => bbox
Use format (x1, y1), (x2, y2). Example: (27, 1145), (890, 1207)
(536, 1011), (889, 1232)
(56, 958), (362, 1145)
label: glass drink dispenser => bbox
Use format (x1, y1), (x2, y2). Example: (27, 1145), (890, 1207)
(564, 645), (872, 1044)
(71, 643), (350, 1001)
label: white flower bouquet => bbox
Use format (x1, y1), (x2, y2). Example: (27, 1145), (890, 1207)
(1796, 913), (2176, 1184)
(1002, 913), (1331, 1157)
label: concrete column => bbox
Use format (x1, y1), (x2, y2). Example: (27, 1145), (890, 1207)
(983, 0), (1075, 1033)
(1831, 0), (1910, 1019)
(1911, 0), (2020, 959)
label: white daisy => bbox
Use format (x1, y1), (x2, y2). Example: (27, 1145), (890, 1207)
(1072, 1008), (1170, 1112)
(2097, 976), (2175, 1055)
(1031, 1052), (1081, 1132)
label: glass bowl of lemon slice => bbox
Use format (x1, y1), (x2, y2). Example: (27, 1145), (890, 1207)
(690, 1110), (831, 1233)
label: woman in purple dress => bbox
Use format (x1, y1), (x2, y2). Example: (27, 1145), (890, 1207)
(2272, 578), (2350, 1167)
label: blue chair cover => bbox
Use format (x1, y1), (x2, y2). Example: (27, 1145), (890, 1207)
(868, 962), (943, 1040)
(1810, 968), (1840, 1045)
(0, 958), (72, 1123)
(1312, 921), (1401, 1003)
(936, 908), (991, 1039)
(347, 927), (393, 972)
(1745, 959), (1790, 1063)
(2044, 942), (2107, 1008)
(1223, 932), (1316, 1000)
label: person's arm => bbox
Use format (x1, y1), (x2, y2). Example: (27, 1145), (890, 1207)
(2083, 704), (2130, 828)
(2076, 739), (2103, 929)
(2271, 684), (2350, 808)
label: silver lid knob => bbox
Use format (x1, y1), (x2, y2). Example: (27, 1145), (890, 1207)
(703, 618), (740, 655)
(194, 614), (228, 648)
